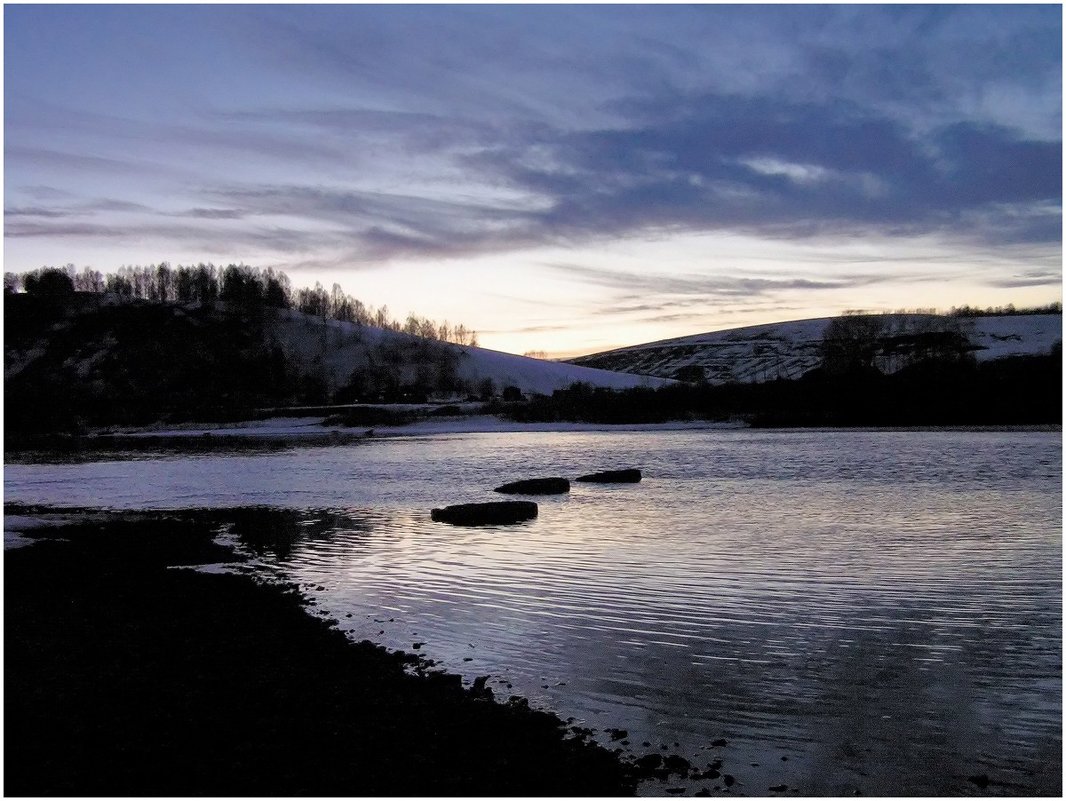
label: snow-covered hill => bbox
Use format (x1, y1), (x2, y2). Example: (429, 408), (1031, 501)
(266, 309), (671, 397)
(568, 314), (1062, 384)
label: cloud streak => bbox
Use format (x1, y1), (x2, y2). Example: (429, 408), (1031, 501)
(544, 262), (885, 300)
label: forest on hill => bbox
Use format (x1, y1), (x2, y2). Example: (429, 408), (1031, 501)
(5, 263), (480, 346)
(4, 266), (481, 439)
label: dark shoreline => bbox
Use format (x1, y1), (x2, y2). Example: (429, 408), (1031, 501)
(4, 420), (1060, 466)
(5, 508), (649, 796)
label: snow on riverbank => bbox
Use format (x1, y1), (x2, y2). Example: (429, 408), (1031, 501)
(98, 414), (747, 441)
(370, 415), (746, 436)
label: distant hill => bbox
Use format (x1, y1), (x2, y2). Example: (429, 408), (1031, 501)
(568, 313), (1062, 383)
(4, 293), (669, 435)
(263, 307), (670, 399)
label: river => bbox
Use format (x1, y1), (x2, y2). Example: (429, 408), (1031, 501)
(5, 428), (1061, 795)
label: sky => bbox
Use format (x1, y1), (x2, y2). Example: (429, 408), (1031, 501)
(4, 4), (1062, 357)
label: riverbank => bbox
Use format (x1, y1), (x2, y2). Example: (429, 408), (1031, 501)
(3, 414), (747, 462)
(4, 509), (640, 796)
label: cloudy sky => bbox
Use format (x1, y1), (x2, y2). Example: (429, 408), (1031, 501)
(4, 4), (1061, 356)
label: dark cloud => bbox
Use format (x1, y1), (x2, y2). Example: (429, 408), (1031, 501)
(182, 208), (246, 220)
(984, 269), (1063, 289)
(5, 146), (150, 174)
(481, 323), (574, 336)
(189, 86), (1061, 268)
(4, 221), (122, 238)
(464, 94), (1060, 252)
(88, 199), (155, 214)
(223, 106), (505, 155)
(4, 4), (1059, 278)
(5, 206), (69, 218)
(3, 214), (322, 256)
(13, 185), (74, 201)
(543, 262), (885, 301)
(8, 90), (1059, 268)
(200, 184), (545, 262)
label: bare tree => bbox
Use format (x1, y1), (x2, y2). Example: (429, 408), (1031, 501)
(821, 312), (886, 375)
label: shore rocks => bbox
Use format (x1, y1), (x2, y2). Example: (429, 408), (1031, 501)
(634, 754), (663, 772)
(663, 754), (691, 773)
(430, 501), (538, 526)
(575, 468), (642, 483)
(494, 477), (571, 495)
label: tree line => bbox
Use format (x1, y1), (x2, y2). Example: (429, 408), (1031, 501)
(497, 344), (1060, 427)
(878, 303), (1061, 317)
(4, 263), (479, 347)
(949, 302), (1061, 318)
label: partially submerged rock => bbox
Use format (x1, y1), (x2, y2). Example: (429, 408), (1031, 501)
(430, 501), (538, 526)
(575, 469), (642, 483)
(494, 477), (570, 495)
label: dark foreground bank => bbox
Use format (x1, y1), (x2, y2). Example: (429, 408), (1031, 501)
(4, 511), (639, 796)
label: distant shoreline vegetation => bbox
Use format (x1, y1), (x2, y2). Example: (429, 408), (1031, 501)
(505, 308), (1061, 427)
(4, 263), (480, 347)
(3, 263), (1061, 440)
(494, 345), (1061, 427)
(841, 303), (1061, 318)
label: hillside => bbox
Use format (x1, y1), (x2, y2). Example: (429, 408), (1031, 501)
(569, 313), (1062, 383)
(4, 293), (668, 436)
(265, 308), (670, 399)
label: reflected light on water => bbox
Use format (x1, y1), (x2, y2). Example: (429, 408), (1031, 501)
(5, 429), (1061, 795)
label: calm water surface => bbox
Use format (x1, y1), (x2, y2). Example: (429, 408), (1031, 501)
(6, 429), (1061, 795)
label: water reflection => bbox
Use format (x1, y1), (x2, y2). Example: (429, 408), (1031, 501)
(4, 429), (1061, 795)
(223, 506), (378, 559)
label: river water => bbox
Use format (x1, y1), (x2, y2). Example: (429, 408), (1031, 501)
(5, 429), (1061, 795)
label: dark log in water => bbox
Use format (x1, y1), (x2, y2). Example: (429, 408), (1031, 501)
(494, 477), (570, 495)
(431, 501), (538, 526)
(575, 469), (642, 483)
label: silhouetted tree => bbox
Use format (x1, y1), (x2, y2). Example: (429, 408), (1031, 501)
(264, 273), (290, 308)
(106, 272), (134, 299)
(73, 267), (104, 294)
(194, 264), (219, 304)
(674, 364), (706, 383)
(821, 312), (886, 376)
(24, 268), (75, 301)
(374, 305), (391, 329)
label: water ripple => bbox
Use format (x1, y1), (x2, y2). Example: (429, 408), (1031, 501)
(5, 429), (1060, 795)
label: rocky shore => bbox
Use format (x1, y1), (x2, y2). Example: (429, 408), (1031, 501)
(5, 509), (640, 796)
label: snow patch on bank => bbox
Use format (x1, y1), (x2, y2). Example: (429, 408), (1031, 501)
(370, 415), (746, 437)
(100, 414), (747, 442)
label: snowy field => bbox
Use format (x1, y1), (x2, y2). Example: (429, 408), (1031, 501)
(570, 313), (1061, 383)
